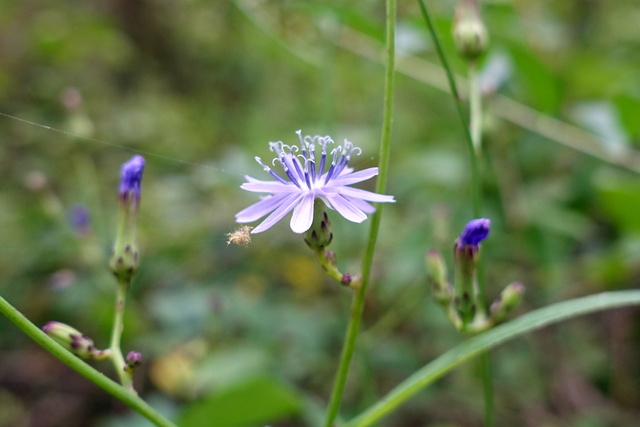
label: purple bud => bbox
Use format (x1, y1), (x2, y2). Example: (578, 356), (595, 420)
(341, 273), (352, 286)
(457, 218), (490, 247)
(119, 155), (145, 203)
(126, 351), (143, 367)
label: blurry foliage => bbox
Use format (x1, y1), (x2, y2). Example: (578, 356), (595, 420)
(0, 0), (639, 426)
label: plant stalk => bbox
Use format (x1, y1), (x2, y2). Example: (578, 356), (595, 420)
(323, 0), (396, 425)
(110, 280), (135, 392)
(0, 294), (176, 427)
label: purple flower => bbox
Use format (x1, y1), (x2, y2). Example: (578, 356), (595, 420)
(457, 218), (490, 247)
(119, 155), (145, 204)
(236, 131), (395, 234)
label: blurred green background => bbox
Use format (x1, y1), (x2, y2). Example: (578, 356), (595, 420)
(1, 0), (639, 426)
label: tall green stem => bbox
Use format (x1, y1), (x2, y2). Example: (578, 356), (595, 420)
(468, 59), (494, 426)
(418, 1), (491, 424)
(323, 0), (396, 425)
(417, 0), (481, 216)
(110, 280), (135, 392)
(0, 295), (176, 427)
(469, 62), (482, 156)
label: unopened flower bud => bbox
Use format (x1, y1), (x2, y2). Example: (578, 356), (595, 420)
(125, 351), (143, 373)
(340, 273), (352, 287)
(109, 155), (145, 285)
(304, 200), (333, 251)
(456, 218), (490, 249)
(453, 0), (489, 61)
(490, 282), (525, 324)
(118, 155), (145, 207)
(426, 250), (452, 305)
(454, 218), (491, 325)
(43, 321), (96, 359)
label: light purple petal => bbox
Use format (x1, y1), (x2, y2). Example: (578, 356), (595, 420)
(338, 166), (354, 176)
(241, 179), (298, 193)
(290, 193), (315, 233)
(336, 186), (395, 203)
(326, 194), (368, 223)
(348, 197), (376, 214)
(329, 167), (379, 186)
(252, 193), (303, 233)
(236, 193), (292, 223)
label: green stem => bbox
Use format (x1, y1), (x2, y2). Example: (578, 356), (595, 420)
(323, 0), (396, 425)
(314, 249), (344, 283)
(344, 290), (640, 427)
(417, 0), (480, 215)
(0, 294), (176, 427)
(110, 281), (134, 392)
(418, 2), (491, 423)
(479, 352), (493, 427)
(469, 62), (482, 156)
(467, 52), (492, 427)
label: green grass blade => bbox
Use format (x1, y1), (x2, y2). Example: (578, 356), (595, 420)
(344, 290), (640, 427)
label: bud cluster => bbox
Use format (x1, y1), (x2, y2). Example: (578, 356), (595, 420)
(426, 218), (524, 333)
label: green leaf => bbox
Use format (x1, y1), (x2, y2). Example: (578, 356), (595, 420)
(179, 376), (303, 427)
(344, 290), (640, 427)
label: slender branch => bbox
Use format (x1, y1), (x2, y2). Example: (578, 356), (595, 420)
(469, 62), (482, 156)
(479, 352), (493, 426)
(0, 295), (176, 427)
(344, 290), (640, 427)
(469, 58), (493, 426)
(323, 0), (396, 425)
(110, 281), (135, 392)
(418, 2), (493, 423)
(417, 0), (480, 215)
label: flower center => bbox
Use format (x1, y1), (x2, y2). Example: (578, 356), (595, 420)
(254, 131), (362, 190)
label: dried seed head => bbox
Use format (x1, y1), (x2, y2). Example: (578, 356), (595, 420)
(227, 226), (253, 247)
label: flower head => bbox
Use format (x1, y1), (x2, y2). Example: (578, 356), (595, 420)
(236, 131), (395, 234)
(119, 155), (145, 204)
(457, 218), (490, 248)
(110, 155), (145, 284)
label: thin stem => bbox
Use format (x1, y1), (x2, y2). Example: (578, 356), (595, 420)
(469, 62), (482, 156)
(467, 55), (493, 427)
(0, 295), (176, 427)
(110, 280), (135, 392)
(418, 1), (492, 424)
(323, 0), (396, 425)
(417, 0), (480, 215)
(314, 249), (344, 283)
(479, 352), (493, 426)
(344, 290), (640, 427)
